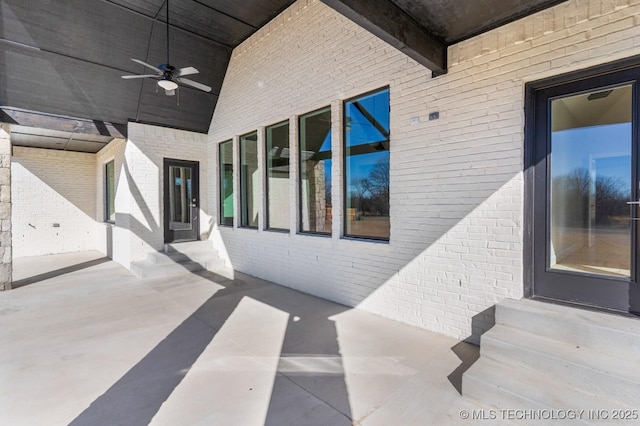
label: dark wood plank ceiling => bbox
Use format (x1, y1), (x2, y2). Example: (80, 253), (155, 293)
(390, 0), (568, 44)
(0, 0), (566, 141)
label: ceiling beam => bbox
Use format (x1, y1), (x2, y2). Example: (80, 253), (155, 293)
(1, 108), (127, 139)
(320, 0), (447, 75)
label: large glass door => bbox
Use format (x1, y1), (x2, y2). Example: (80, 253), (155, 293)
(529, 64), (640, 314)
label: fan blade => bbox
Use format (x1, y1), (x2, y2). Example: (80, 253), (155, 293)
(176, 66), (199, 77)
(131, 58), (161, 73)
(177, 77), (211, 92)
(121, 74), (158, 79)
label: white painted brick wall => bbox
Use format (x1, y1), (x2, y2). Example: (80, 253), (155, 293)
(115, 122), (209, 268)
(95, 138), (126, 258)
(207, 0), (640, 342)
(12, 147), (98, 257)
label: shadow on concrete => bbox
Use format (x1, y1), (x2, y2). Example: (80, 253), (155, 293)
(447, 341), (480, 395)
(467, 306), (496, 346)
(78, 157), (363, 424)
(447, 306), (495, 394)
(44, 84), (526, 421)
(11, 257), (110, 289)
(69, 267), (352, 426)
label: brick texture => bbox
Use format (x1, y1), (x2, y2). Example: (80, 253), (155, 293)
(12, 147), (97, 258)
(112, 122), (209, 269)
(95, 138), (126, 257)
(207, 0), (640, 342)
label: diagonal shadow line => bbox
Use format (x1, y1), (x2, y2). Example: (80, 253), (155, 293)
(70, 260), (353, 425)
(69, 271), (255, 426)
(123, 158), (160, 234)
(12, 257), (110, 288)
(264, 318), (353, 425)
(447, 341), (480, 395)
(193, 270), (353, 423)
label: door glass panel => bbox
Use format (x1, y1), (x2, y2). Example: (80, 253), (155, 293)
(169, 166), (192, 231)
(549, 85), (632, 278)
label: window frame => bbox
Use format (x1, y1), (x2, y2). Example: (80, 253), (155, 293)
(218, 139), (234, 227)
(298, 106), (333, 236)
(104, 160), (115, 223)
(239, 131), (259, 229)
(342, 86), (391, 241)
(265, 120), (291, 232)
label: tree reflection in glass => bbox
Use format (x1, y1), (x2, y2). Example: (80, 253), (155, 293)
(299, 107), (332, 234)
(345, 88), (390, 240)
(550, 85), (632, 277)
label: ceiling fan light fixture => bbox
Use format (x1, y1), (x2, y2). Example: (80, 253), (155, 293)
(122, 0), (209, 97)
(158, 79), (178, 91)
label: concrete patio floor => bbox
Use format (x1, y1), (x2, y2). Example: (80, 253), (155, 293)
(2, 251), (487, 425)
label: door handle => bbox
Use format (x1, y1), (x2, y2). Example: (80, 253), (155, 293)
(627, 201), (640, 221)
(191, 198), (198, 208)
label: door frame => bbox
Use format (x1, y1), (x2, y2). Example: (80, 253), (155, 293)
(524, 55), (640, 313)
(163, 158), (200, 243)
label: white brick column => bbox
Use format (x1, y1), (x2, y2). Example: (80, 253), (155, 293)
(0, 124), (12, 290)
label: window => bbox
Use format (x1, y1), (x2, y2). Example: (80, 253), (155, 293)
(219, 140), (234, 226)
(240, 132), (259, 228)
(344, 87), (390, 240)
(299, 107), (332, 234)
(104, 160), (115, 223)
(266, 121), (290, 230)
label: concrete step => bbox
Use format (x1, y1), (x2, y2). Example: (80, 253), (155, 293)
(131, 258), (225, 278)
(164, 240), (213, 253)
(497, 298), (640, 363)
(480, 324), (640, 407)
(463, 358), (630, 423)
(131, 257), (226, 279)
(131, 259), (207, 279)
(147, 249), (219, 265)
(463, 298), (640, 418)
(130, 239), (225, 279)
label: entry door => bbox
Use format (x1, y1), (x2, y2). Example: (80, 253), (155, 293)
(529, 64), (640, 314)
(164, 159), (199, 243)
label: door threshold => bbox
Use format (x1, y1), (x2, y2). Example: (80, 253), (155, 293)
(166, 239), (200, 244)
(529, 296), (639, 318)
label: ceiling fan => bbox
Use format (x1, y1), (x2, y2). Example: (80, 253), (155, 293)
(121, 0), (211, 96)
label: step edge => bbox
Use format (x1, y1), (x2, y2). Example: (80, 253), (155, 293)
(481, 324), (640, 374)
(497, 299), (640, 335)
(463, 358), (630, 410)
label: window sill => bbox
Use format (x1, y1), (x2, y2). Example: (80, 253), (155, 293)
(266, 228), (290, 234)
(342, 235), (390, 244)
(297, 231), (332, 238)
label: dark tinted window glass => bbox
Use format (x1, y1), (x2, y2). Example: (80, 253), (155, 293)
(266, 121), (290, 230)
(300, 107), (332, 234)
(345, 88), (390, 239)
(240, 132), (259, 228)
(219, 140), (234, 226)
(105, 160), (115, 222)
